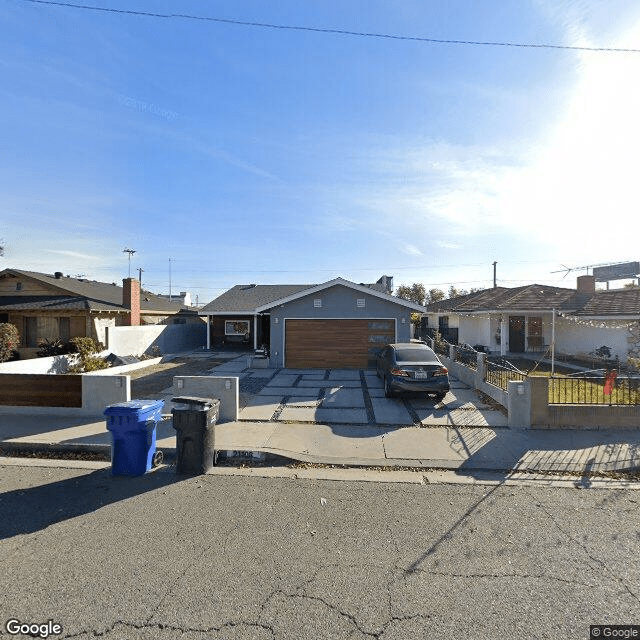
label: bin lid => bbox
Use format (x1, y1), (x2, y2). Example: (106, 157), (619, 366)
(171, 396), (219, 409)
(104, 399), (165, 417)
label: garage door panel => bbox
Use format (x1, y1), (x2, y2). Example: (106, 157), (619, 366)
(285, 319), (395, 369)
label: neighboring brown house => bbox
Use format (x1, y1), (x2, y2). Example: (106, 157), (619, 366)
(0, 268), (189, 357)
(422, 275), (640, 363)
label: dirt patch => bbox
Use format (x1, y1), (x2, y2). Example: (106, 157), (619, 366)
(130, 356), (223, 398)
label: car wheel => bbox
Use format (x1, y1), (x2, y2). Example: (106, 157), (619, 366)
(434, 392), (446, 403)
(384, 377), (395, 398)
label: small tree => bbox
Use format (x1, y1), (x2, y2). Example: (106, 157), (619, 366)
(433, 329), (448, 353)
(395, 283), (426, 306)
(0, 323), (20, 362)
(67, 337), (109, 373)
(426, 288), (445, 304)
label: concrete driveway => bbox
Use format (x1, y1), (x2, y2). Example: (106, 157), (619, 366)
(238, 368), (508, 427)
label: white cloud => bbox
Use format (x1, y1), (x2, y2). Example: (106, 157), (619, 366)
(343, 11), (640, 265)
(400, 243), (423, 257)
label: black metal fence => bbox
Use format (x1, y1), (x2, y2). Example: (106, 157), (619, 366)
(484, 359), (527, 391)
(422, 327), (459, 345)
(432, 338), (450, 358)
(454, 345), (478, 370)
(549, 374), (640, 405)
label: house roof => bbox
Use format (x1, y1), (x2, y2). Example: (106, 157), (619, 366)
(425, 283), (640, 317)
(200, 277), (424, 315)
(425, 284), (587, 313)
(0, 269), (184, 314)
(571, 288), (640, 316)
(199, 284), (314, 314)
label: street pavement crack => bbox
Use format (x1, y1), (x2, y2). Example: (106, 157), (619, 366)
(427, 569), (596, 587)
(62, 619), (276, 639)
(529, 489), (640, 604)
(144, 520), (243, 628)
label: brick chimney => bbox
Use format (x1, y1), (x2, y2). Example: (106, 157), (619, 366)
(577, 275), (596, 293)
(122, 278), (140, 326)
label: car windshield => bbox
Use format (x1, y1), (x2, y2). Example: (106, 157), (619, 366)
(394, 348), (437, 363)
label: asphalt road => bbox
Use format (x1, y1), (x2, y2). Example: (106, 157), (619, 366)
(1, 464), (638, 639)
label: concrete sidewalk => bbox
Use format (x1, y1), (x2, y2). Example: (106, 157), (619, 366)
(1, 412), (639, 475)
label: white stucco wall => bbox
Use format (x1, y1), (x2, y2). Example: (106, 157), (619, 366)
(458, 316), (490, 346)
(106, 324), (206, 356)
(555, 317), (630, 362)
(92, 315), (116, 345)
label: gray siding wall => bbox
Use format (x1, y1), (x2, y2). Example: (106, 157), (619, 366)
(269, 285), (414, 368)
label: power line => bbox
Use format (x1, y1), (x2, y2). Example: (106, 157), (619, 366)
(21, 0), (640, 54)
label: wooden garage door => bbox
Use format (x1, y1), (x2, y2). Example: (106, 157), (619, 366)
(285, 319), (395, 369)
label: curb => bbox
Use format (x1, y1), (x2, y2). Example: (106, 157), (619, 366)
(1, 440), (639, 477)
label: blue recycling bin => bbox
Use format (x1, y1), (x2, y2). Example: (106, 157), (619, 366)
(104, 400), (164, 476)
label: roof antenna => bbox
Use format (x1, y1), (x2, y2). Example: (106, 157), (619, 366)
(492, 261), (497, 288)
(123, 248), (136, 278)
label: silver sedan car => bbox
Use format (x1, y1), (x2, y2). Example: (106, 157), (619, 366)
(375, 342), (450, 400)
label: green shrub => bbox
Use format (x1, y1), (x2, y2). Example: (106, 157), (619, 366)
(36, 338), (73, 357)
(0, 323), (20, 362)
(67, 337), (109, 373)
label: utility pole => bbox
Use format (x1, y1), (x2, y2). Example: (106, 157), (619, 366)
(138, 267), (144, 289)
(492, 261), (497, 288)
(123, 248), (136, 278)
(169, 258), (172, 301)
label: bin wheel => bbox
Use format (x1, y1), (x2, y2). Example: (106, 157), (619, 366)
(152, 451), (164, 467)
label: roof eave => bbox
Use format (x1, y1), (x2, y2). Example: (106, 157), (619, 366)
(254, 277), (425, 313)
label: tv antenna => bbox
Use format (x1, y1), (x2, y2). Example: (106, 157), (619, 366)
(123, 248), (136, 277)
(551, 261), (614, 278)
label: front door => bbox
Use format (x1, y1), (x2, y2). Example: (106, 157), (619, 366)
(509, 316), (525, 353)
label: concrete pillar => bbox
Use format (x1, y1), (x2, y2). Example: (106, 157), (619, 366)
(528, 376), (550, 428)
(507, 379), (531, 429)
(206, 315), (211, 350)
(476, 352), (487, 388)
(253, 315), (258, 350)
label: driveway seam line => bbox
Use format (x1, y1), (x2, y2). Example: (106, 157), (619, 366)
(359, 370), (376, 425)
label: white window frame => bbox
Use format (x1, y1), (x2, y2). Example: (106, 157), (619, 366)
(313, 298), (322, 308)
(356, 298), (366, 308)
(225, 320), (250, 336)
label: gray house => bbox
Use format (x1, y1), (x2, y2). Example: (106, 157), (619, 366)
(199, 276), (425, 368)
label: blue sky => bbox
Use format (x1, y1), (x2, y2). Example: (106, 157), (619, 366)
(2, 0), (640, 304)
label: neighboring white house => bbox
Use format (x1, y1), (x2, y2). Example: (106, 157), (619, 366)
(422, 276), (640, 363)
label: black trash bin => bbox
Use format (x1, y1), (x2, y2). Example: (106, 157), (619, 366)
(171, 396), (219, 475)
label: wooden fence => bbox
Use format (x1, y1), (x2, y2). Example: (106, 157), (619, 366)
(0, 374), (82, 407)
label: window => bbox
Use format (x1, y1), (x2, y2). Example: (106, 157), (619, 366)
(25, 316), (38, 347)
(16, 282), (22, 291)
(225, 320), (250, 336)
(527, 316), (544, 350)
(357, 298), (366, 308)
(313, 298), (322, 308)
(59, 317), (70, 342)
(438, 316), (449, 330)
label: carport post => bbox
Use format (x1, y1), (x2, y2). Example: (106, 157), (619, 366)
(206, 315), (211, 350)
(500, 316), (507, 356)
(253, 315), (258, 350)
